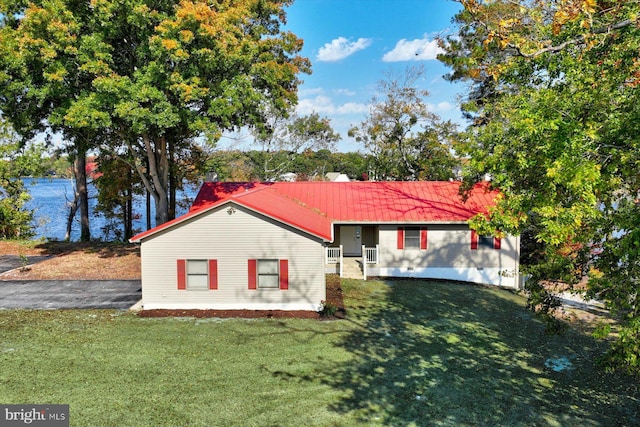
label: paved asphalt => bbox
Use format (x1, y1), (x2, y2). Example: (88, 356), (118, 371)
(0, 255), (51, 272)
(0, 255), (141, 310)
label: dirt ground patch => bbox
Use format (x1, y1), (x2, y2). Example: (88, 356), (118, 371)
(0, 240), (140, 280)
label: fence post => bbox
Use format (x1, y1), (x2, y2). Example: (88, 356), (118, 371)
(339, 245), (343, 278)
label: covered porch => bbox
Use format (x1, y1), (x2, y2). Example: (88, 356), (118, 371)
(325, 225), (379, 279)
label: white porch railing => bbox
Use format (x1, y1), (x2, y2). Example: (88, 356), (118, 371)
(326, 244), (378, 279)
(326, 245), (343, 277)
(362, 244), (379, 280)
(364, 244), (379, 265)
(326, 246), (341, 264)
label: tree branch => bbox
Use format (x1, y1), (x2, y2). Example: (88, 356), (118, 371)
(511, 18), (636, 58)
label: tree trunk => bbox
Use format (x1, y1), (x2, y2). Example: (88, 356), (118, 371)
(74, 151), (91, 241)
(65, 189), (79, 241)
(145, 155), (151, 230)
(146, 189), (151, 230)
(125, 169), (133, 239)
(154, 192), (169, 225)
(128, 196), (133, 239)
(169, 138), (176, 221)
(135, 133), (170, 226)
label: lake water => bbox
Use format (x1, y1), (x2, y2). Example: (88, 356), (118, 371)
(24, 178), (198, 241)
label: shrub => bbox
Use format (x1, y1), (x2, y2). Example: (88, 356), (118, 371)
(318, 300), (337, 317)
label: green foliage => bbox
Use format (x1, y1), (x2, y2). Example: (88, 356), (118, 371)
(443, 0), (640, 372)
(41, 154), (73, 178)
(207, 149), (368, 182)
(205, 150), (257, 181)
(251, 111), (340, 181)
(0, 120), (47, 239)
(18, 253), (30, 272)
(0, 186), (33, 239)
(288, 113), (341, 151)
(318, 300), (337, 317)
(599, 318), (640, 375)
(93, 153), (144, 241)
(0, 0), (310, 226)
(348, 66), (459, 181)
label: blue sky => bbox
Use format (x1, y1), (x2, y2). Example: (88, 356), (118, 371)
(280, 0), (465, 152)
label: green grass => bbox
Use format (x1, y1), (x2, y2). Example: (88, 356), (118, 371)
(1, 279), (638, 426)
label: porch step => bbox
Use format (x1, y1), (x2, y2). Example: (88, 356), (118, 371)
(342, 257), (363, 279)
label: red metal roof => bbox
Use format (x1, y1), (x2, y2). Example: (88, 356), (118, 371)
(130, 181), (498, 243)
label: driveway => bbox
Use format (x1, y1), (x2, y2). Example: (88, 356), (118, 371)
(0, 280), (141, 309)
(0, 255), (141, 309)
(0, 255), (51, 272)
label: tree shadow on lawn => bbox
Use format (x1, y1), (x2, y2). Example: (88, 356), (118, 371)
(273, 279), (640, 426)
(33, 241), (140, 259)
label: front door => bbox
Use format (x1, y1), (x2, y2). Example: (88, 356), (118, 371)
(341, 226), (362, 256)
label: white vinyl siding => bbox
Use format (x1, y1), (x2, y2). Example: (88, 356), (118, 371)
(139, 204), (325, 310)
(374, 224), (520, 287)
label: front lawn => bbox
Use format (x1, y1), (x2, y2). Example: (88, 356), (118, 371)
(0, 279), (638, 426)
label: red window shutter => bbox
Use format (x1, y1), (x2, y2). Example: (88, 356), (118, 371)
(248, 259), (257, 290)
(177, 259), (186, 290)
(420, 228), (428, 250)
(471, 230), (478, 250)
(208, 260), (218, 290)
(494, 237), (501, 250)
(279, 260), (289, 290)
(397, 228), (405, 249)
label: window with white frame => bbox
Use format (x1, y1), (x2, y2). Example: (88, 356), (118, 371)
(187, 260), (209, 290)
(397, 227), (427, 250)
(258, 259), (280, 288)
(404, 227), (421, 249)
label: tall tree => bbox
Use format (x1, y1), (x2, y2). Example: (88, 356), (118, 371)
(0, 1), (101, 240)
(441, 0), (640, 373)
(204, 149), (256, 181)
(251, 111), (340, 181)
(0, 0), (310, 229)
(206, 149), (367, 182)
(348, 66), (459, 181)
(93, 151), (144, 241)
(333, 152), (368, 181)
(95, 0), (309, 226)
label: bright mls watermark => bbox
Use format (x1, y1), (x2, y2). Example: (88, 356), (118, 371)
(1, 405), (68, 426)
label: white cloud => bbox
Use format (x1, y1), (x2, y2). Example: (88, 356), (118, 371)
(382, 37), (444, 62)
(336, 102), (369, 115)
(334, 88), (356, 96)
(427, 101), (455, 113)
(296, 96), (368, 116)
(317, 37), (372, 62)
(296, 96), (333, 115)
(437, 101), (454, 112)
(298, 87), (325, 97)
